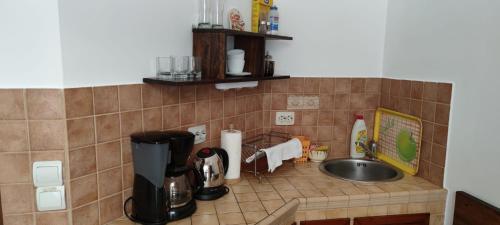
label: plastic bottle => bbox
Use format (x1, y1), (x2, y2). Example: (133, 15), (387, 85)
(268, 5), (279, 34)
(350, 114), (368, 158)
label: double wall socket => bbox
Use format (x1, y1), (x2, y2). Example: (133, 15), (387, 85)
(188, 125), (206, 144)
(275, 112), (295, 126)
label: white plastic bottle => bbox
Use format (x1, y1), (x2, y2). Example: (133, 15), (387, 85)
(350, 114), (368, 158)
(268, 5), (279, 34)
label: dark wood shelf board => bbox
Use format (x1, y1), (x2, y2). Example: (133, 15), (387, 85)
(143, 75), (290, 86)
(193, 28), (293, 40)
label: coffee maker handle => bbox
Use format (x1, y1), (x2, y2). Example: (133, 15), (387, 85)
(123, 197), (137, 222)
(213, 148), (229, 175)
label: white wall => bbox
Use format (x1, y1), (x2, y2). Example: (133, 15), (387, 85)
(383, 0), (500, 224)
(0, 0), (64, 88)
(58, 0), (388, 87)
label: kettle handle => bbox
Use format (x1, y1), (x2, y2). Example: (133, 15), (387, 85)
(213, 148), (229, 175)
(192, 166), (205, 194)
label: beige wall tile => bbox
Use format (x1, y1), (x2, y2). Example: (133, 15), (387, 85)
(0, 120), (28, 152)
(0, 89), (25, 120)
(98, 167), (123, 198)
(67, 117), (95, 149)
(142, 84), (162, 108)
(35, 211), (69, 225)
(143, 108), (162, 131)
(93, 86), (119, 114)
(120, 110), (143, 138)
(0, 153), (30, 183)
(119, 84), (142, 111)
(26, 89), (65, 120)
(71, 174), (98, 207)
(0, 184), (34, 214)
(99, 194), (123, 224)
(64, 88), (94, 118)
(3, 214), (34, 225)
(95, 114), (120, 143)
(72, 202), (99, 225)
(163, 105), (180, 129)
(29, 120), (66, 150)
(96, 141), (121, 171)
(69, 146), (96, 178)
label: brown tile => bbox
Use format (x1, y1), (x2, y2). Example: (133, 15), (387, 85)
(245, 113), (256, 131)
(96, 141), (121, 171)
(304, 78), (320, 93)
(223, 116), (245, 131)
(380, 94), (391, 108)
(271, 94), (287, 110)
(334, 111), (349, 127)
(235, 96), (246, 115)
(93, 86), (119, 114)
(26, 89), (65, 120)
(262, 94), (272, 110)
(433, 124), (448, 146)
(95, 113), (120, 143)
(195, 100), (210, 123)
(143, 107), (162, 131)
(350, 94), (365, 110)
(332, 125), (347, 141)
(210, 99), (223, 120)
(431, 144), (446, 167)
(99, 194), (123, 224)
(320, 78), (335, 94)
(437, 83), (452, 104)
(29, 120), (66, 150)
(36, 212), (68, 225)
(397, 98), (411, 114)
(422, 121), (434, 142)
(0, 120), (28, 152)
(365, 78), (381, 93)
(318, 111), (334, 125)
(0, 153), (30, 183)
(0, 89), (25, 120)
(180, 86), (196, 103)
(65, 87), (94, 118)
(3, 214), (34, 225)
(142, 84), (162, 108)
(163, 105), (180, 129)
(435, 103), (450, 125)
(420, 141), (432, 161)
(351, 78), (365, 93)
(123, 163), (134, 189)
(210, 119), (223, 140)
(119, 84), (142, 111)
(319, 94), (334, 110)
(180, 103), (196, 125)
(302, 111), (318, 126)
(98, 167), (122, 198)
(365, 94), (380, 110)
(120, 110), (143, 138)
(334, 94), (349, 110)
(71, 174), (98, 207)
(69, 146), (96, 178)
(409, 100), (423, 117)
(318, 126), (333, 141)
(72, 202), (99, 225)
(400, 80), (411, 98)
(302, 126), (318, 141)
(286, 78), (304, 93)
(223, 98), (236, 117)
(162, 86), (180, 105)
(121, 138), (132, 164)
(429, 164), (444, 186)
(381, 79), (391, 95)
(271, 79), (288, 93)
(390, 80), (401, 96)
(209, 86), (224, 100)
(411, 81), (424, 99)
(0, 184), (33, 214)
(196, 85), (211, 101)
(67, 117), (95, 149)
(421, 101), (436, 122)
(31, 151), (65, 165)
(423, 82), (438, 101)
(417, 160), (430, 180)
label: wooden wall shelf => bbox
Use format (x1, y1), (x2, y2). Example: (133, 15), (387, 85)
(143, 75), (290, 86)
(192, 28), (293, 40)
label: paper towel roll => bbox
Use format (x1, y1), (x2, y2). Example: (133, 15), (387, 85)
(221, 129), (242, 180)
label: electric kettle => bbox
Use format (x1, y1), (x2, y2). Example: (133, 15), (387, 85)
(193, 147), (230, 200)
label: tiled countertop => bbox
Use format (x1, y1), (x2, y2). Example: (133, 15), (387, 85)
(107, 162), (447, 225)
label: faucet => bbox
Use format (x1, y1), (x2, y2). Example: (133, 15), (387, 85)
(357, 140), (377, 160)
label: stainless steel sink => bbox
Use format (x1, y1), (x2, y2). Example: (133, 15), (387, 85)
(319, 159), (403, 182)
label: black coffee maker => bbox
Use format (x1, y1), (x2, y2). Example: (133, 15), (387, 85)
(124, 131), (198, 225)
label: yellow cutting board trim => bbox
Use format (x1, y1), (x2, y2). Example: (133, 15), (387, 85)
(374, 108), (422, 175)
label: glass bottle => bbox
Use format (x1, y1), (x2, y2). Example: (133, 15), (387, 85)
(211, 0), (224, 28)
(198, 0), (211, 28)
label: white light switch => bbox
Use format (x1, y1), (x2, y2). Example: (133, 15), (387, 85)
(33, 161), (63, 187)
(36, 186), (66, 211)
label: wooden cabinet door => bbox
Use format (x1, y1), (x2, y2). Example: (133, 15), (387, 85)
(353, 213), (430, 225)
(301, 218), (350, 225)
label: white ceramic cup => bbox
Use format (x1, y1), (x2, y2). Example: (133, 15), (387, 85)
(227, 59), (245, 73)
(227, 54), (245, 61)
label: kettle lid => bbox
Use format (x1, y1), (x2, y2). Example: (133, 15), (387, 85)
(196, 148), (216, 158)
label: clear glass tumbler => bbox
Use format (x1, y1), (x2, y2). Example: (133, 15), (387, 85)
(188, 56), (202, 78)
(211, 0), (224, 28)
(156, 57), (173, 79)
(198, 0), (211, 28)
(172, 56), (190, 79)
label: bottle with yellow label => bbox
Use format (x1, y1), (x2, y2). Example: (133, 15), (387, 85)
(350, 114), (367, 158)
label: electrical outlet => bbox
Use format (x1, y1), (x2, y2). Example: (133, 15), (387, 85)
(188, 125), (206, 144)
(275, 112), (295, 125)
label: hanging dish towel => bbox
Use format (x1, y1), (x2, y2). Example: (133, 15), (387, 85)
(262, 138), (302, 172)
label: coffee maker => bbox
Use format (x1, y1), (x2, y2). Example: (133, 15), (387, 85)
(124, 131), (198, 225)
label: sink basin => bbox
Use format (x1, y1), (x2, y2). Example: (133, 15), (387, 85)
(319, 159), (403, 182)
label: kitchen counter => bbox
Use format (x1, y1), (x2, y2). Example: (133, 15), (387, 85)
(107, 162), (446, 225)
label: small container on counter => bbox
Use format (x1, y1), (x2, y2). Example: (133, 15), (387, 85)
(264, 51), (274, 76)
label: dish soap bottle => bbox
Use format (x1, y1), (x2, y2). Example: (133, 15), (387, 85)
(268, 5), (279, 34)
(350, 114), (368, 158)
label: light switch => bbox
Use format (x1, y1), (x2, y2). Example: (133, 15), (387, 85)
(33, 161), (63, 187)
(36, 186), (66, 211)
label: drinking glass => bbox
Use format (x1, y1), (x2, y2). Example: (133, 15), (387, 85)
(188, 56), (202, 78)
(211, 0), (224, 28)
(198, 0), (211, 28)
(156, 57), (173, 79)
(172, 56), (190, 79)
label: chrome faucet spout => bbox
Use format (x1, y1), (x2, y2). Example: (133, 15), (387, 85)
(357, 140), (377, 160)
